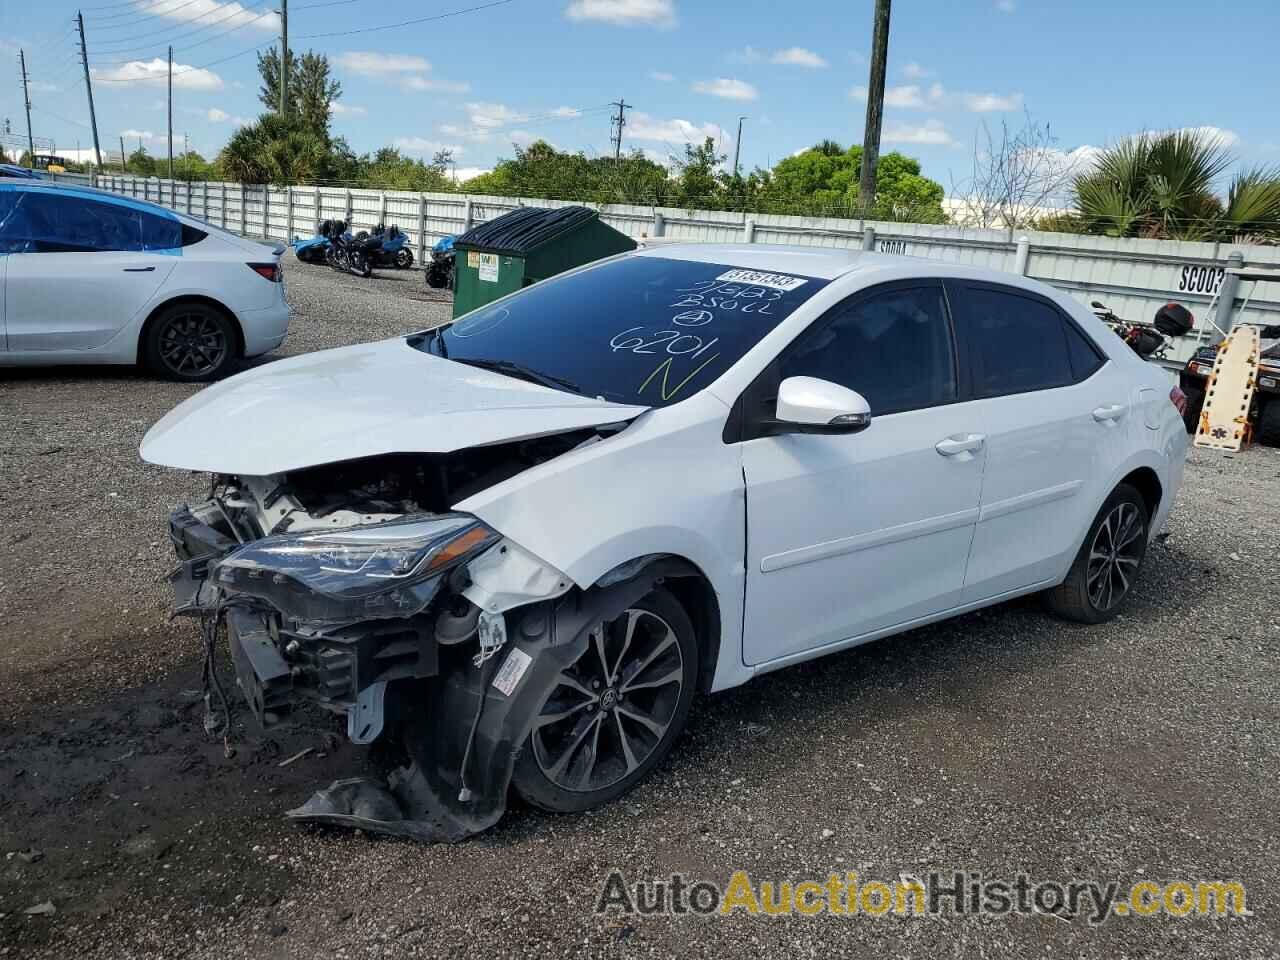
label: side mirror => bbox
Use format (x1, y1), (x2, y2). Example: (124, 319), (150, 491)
(771, 376), (871, 435)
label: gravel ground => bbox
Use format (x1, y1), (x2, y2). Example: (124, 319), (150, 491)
(2, 261), (1278, 958)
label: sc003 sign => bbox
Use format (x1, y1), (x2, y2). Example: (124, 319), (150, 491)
(1177, 264), (1226, 296)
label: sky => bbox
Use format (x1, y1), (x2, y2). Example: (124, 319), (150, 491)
(2, 0), (1278, 188)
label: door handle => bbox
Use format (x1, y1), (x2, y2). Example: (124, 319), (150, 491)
(1092, 404), (1126, 422)
(935, 433), (986, 456)
(122, 266), (156, 272)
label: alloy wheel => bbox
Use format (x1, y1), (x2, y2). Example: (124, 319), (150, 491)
(532, 608), (685, 793)
(157, 312), (228, 378)
(1086, 501), (1145, 611)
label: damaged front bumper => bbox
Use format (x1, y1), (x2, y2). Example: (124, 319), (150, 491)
(165, 491), (594, 841)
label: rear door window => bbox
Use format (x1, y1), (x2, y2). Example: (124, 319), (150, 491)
(948, 284), (1075, 397)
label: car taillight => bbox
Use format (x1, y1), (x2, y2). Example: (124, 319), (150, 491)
(247, 262), (282, 282)
(1170, 386), (1187, 416)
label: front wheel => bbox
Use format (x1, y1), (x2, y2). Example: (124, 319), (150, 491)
(1043, 484), (1149, 624)
(395, 248), (414, 269)
(143, 303), (237, 382)
(512, 588), (698, 813)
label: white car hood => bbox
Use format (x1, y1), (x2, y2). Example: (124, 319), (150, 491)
(140, 338), (648, 475)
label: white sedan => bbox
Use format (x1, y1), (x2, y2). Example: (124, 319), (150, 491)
(0, 178), (289, 380)
(141, 244), (1187, 839)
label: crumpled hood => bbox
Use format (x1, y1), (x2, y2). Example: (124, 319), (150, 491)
(140, 338), (647, 475)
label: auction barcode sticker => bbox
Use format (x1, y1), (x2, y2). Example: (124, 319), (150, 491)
(715, 269), (807, 292)
(492, 647), (533, 697)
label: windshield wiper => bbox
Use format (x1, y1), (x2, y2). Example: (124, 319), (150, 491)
(455, 358), (583, 395)
(407, 326), (449, 357)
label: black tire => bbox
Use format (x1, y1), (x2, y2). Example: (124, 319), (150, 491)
(395, 248), (414, 269)
(1043, 483), (1149, 624)
(1181, 385), (1205, 434)
(512, 587), (698, 814)
(1258, 399), (1280, 447)
(143, 302), (238, 382)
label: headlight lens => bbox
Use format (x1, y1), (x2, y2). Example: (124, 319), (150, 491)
(218, 514), (498, 599)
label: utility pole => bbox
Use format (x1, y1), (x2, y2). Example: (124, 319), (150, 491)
(184, 132), (189, 178)
(609, 97), (630, 161)
(857, 0), (891, 214)
(279, 0), (288, 115)
(732, 115), (747, 179)
(119, 134), (126, 172)
(75, 12), (103, 170)
(167, 45), (174, 179)
(19, 49), (36, 168)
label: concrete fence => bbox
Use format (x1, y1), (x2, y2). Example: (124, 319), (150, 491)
(56, 171), (1280, 366)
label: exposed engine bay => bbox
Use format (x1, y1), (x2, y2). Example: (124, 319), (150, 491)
(166, 426), (666, 841)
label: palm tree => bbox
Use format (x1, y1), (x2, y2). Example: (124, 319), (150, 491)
(217, 113), (330, 185)
(1072, 130), (1280, 242)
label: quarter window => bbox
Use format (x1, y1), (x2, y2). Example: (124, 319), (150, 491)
(776, 284), (957, 415)
(950, 286), (1075, 397)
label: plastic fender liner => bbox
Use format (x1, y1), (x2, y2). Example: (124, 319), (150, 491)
(285, 571), (662, 842)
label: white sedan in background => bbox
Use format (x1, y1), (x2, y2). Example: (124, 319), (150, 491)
(0, 178), (288, 381)
(141, 245), (1188, 841)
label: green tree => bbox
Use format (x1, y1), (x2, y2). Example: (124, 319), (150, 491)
(762, 142), (946, 221)
(257, 48), (342, 136)
(360, 147), (454, 192)
(463, 140), (670, 205)
(126, 147), (157, 177)
(216, 113), (331, 185)
(671, 137), (725, 207)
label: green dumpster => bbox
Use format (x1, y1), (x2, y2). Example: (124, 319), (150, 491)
(451, 205), (636, 318)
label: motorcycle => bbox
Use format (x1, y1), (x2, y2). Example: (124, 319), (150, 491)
(1091, 299), (1193, 361)
(424, 234), (456, 290)
(291, 220), (334, 264)
(360, 223), (414, 269)
(324, 220), (378, 278)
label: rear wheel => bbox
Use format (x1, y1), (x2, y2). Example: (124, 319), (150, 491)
(1181, 385), (1205, 434)
(1257, 399), (1280, 447)
(395, 248), (414, 268)
(1043, 484), (1149, 624)
(143, 303), (237, 382)
(512, 587), (697, 813)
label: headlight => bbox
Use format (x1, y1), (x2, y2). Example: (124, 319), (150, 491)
(218, 515), (498, 600)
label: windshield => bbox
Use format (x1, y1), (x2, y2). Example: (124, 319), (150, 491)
(408, 255), (830, 407)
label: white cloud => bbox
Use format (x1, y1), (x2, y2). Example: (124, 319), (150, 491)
(551, 106), (582, 118)
(648, 70), (675, 82)
(626, 112), (724, 145)
(960, 91), (1023, 112)
(205, 107), (249, 124)
(402, 76), (469, 93)
(452, 166), (490, 182)
(439, 122), (491, 143)
(331, 102), (368, 117)
(996, 0), (1016, 11)
(466, 102), (526, 129)
(128, 0), (277, 31)
(120, 129), (168, 144)
(882, 119), (953, 145)
(336, 51), (431, 75)
(94, 59), (222, 91)
(394, 136), (464, 156)
(564, 0), (675, 27)
(902, 61), (933, 79)
(850, 81), (1021, 113)
(692, 77), (758, 101)
(770, 47), (827, 68)
(1177, 125), (1240, 148)
(728, 46), (763, 64)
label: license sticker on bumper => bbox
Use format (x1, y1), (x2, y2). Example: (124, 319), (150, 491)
(492, 647), (532, 697)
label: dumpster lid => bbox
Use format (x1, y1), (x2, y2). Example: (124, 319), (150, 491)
(455, 205), (598, 254)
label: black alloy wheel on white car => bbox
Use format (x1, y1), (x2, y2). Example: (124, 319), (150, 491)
(1044, 483), (1149, 624)
(144, 303), (237, 382)
(512, 588), (698, 813)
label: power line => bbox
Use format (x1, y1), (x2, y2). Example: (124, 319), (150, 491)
(293, 0), (517, 39)
(91, 11), (279, 66)
(90, 7), (278, 55)
(88, 0), (237, 30)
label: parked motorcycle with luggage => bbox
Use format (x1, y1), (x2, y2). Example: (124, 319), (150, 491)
(1091, 299), (1193, 361)
(322, 220), (378, 278)
(357, 223), (414, 269)
(424, 234), (456, 290)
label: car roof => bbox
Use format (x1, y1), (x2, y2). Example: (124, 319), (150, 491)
(633, 241), (1071, 297)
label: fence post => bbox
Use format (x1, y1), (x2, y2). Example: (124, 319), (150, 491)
(286, 185), (294, 240)
(861, 226), (876, 251)
(1211, 251), (1246, 342)
(742, 217), (756, 243)
(652, 210), (665, 237)
(379, 189), (387, 228)
(1014, 235), (1031, 275)
(417, 194), (427, 264)
(263, 186), (271, 239)
(313, 187), (321, 232)
(345, 189), (353, 226)
(463, 197), (473, 231)
(239, 182), (246, 234)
